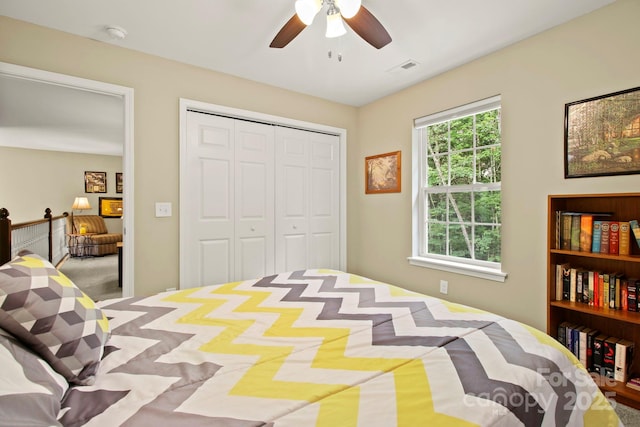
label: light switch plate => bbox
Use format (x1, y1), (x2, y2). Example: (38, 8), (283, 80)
(155, 202), (172, 217)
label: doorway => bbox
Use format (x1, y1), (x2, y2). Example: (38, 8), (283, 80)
(0, 61), (134, 297)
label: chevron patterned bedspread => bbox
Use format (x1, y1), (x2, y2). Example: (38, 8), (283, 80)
(60, 270), (621, 426)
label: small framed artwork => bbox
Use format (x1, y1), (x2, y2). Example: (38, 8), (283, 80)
(365, 150), (401, 194)
(116, 172), (123, 193)
(565, 86), (640, 178)
(84, 171), (107, 193)
(99, 197), (123, 218)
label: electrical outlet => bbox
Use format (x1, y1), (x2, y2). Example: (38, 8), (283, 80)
(155, 202), (172, 217)
(439, 280), (448, 295)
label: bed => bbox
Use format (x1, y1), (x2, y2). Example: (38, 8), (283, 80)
(0, 233), (622, 425)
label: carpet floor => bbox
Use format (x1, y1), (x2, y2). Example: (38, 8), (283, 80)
(58, 254), (122, 302)
(616, 402), (640, 425)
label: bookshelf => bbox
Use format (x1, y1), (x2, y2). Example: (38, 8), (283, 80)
(548, 193), (640, 409)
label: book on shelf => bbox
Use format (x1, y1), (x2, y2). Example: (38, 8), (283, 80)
(586, 329), (599, 371)
(613, 273), (623, 309)
(615, 339), (634, 383)
(627, 376), (640, 391)
(628, 279), (638, 312)
(609, 221), (620, 255)
(603, 336), (620, 379)
(570, 268), (578, 302)
(631, 220), (640, 249)
(619, 221), (631, 256)
(561, 213), (573, 250)
(580, 270), (590, 304)
(593, 334), (608, 375)
(573, 326), (583, 359)
(570, 214), (581, 251)
(557, 321), (570, 346)
(580, 214), (593, 252)
(598, 272), (605, 307)
(555, 263), (569, 301)
(579, 327), (590, 368)
(562, 265), (572, 301)
(555, 211), (561, 249)
(600, 221), (611, 254)
(603, 273), (610, 308)
(592, 220), (603, 253)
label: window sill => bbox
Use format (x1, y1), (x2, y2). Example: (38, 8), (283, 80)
(407, 256), (507, 282)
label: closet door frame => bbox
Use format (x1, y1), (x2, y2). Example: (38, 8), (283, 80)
(178, 98), (347, 286)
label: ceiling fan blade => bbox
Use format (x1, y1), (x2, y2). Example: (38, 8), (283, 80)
(344, 5), (391, 49)
(270, 14), (307, 48)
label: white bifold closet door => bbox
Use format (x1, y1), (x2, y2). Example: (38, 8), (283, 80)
(275, 126), (340, 272)
(183, 111), (339, 289)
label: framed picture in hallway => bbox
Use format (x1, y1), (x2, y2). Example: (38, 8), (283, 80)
(116, 172), (123, 193)
(99, 197), (123, 218)
(85, 171), (107, 193)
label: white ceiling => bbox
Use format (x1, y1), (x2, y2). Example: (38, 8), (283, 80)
(0, 0), (615, 154)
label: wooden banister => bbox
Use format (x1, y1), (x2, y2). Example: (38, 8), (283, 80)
(0, 208), (11, 266)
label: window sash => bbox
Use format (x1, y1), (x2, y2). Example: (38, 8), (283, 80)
(412, 96), (504, 279)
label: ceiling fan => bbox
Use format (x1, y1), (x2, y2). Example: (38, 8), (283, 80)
(270, 0), (392, 50)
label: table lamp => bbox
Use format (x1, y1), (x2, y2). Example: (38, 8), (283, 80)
(71, 197), (91, 234)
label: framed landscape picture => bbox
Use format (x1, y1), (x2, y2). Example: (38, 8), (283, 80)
(84, 171), (107, 193)
(565, 86), (640, 178)
(99, 197), (123, 218)
(365, 151), (401, 194)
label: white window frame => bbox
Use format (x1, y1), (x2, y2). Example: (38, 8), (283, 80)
(408, 95), (507, 282)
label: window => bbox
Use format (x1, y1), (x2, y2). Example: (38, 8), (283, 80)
(409, 96), (506, 282)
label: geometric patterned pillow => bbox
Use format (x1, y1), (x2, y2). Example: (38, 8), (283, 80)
(0, 330), (69, 426)
(0, 251), (110, 385)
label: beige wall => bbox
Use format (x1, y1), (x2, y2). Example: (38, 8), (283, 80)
(1, 0), (638, 330)
(0, 147), (123, 233)
(0, 15), (358, 296)
(351, 0), (640, 330)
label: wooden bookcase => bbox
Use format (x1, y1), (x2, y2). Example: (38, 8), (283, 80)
(547, 193), (640, 409)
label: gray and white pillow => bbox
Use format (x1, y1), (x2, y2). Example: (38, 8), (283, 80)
(0, 251), (110, 385)
(0, 329), (68, 426)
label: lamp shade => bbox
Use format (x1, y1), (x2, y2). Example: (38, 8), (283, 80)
(295, 0), (322, 25)
(325, 12), (347, 38)
(335, 0), (361, 18)
(72, 197), (91, 210)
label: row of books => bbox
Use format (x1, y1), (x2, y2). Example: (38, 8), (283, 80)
(555, 211), (640, 255)
(554, 264), (640, 311)
(557, 322), (634, 382)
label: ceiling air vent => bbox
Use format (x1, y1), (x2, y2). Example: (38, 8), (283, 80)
(387, 60), (420, 74)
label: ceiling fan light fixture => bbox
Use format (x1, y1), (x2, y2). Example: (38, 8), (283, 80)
(325, 12), (347, 38)
(295, 0), (322, 25)
(335, 0), (361, 19)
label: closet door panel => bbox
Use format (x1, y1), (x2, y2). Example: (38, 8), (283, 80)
(275, 128), (309, 272)
(309, 133), (340, 269)
(200, 239), (231, 286)
(276, 128), (339, 271)
(184, 112), (235, 288)
(234, 121), (275, 280)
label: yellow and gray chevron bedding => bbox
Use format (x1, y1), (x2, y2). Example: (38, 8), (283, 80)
(60, 270), (621, 426)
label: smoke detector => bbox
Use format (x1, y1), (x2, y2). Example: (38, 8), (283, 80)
(105, 25), (127, 40)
